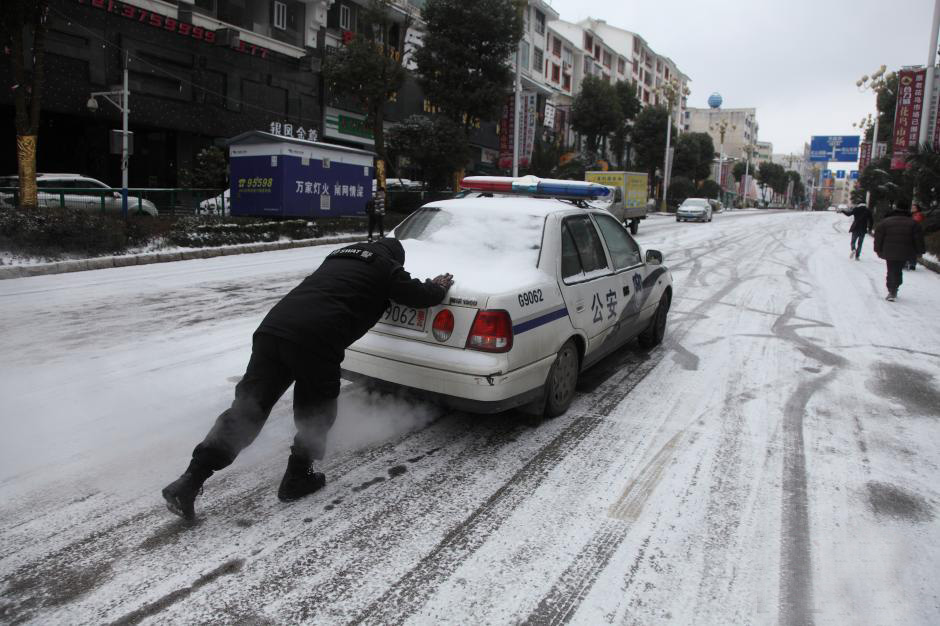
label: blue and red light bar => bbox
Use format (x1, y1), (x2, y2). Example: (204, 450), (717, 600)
(460, 175), (611, 199)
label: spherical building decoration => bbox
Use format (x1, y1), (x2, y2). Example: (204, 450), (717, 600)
(707, 93), (723, 109)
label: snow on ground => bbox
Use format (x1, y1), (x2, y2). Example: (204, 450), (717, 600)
(1, 211), (938, 625)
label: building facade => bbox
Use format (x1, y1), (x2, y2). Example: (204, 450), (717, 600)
(684, 107), (758, 167)
(0, 0), (336, 187)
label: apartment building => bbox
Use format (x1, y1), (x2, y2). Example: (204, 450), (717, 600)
(684, 107), (759, 165)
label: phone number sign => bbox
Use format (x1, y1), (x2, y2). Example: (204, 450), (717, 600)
(78, 0), (272, 58)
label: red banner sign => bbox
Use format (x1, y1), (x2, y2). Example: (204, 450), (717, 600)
(78, 0), (272, 58)
(891, 68), (926, 170)
(498, 95), (514, 170)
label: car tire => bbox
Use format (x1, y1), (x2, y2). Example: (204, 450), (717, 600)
(629, 220), (639, 235)
(543, 339), (580, 417)
(638, 292), (671, 349)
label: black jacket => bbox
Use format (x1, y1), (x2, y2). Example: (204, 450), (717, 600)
(874, 210), (927, 261)
(842, 206), (873, 234)
(256, 239), (446, 361)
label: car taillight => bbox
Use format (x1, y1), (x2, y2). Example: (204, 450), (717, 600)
(432, 309), (454, 342)
(466, 310), (513, 352)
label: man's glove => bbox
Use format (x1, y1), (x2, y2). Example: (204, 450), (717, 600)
(431, 273), (454, 290)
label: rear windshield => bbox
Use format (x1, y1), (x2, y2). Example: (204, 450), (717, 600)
(396, 206), (544, 259)
(681, 199), (709, 206)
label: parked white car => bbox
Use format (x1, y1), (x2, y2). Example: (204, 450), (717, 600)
(0, 173), (158, 216)
(676, 197), (712, 222)
(198, 189), (230, 214)
(343, 177), (674, 416)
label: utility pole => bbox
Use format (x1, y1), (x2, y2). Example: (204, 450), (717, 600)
(121, 50), (130, 219)
(512, 45), (522, 177)
(919, 0), (940, 145)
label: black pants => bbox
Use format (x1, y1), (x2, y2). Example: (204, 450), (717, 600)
(193, 333), (339, 471)
(850, 231), (866, 257)
(368, 213), (384, 238)
(886, 260), (905, 295)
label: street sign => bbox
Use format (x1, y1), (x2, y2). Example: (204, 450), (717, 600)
(836, 170), (845, 179)
(850, 170), (860, 180)
(822, 169), (832, 179)
(809, 135), (860, 162)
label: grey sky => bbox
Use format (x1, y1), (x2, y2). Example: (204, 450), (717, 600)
(549, 0), (934, 159)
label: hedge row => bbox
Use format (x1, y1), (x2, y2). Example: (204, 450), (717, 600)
(167, 217), (321, 248)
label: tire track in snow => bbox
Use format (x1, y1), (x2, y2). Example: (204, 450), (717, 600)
(522, 430), (689, 625)
(348, 351), (664, 625)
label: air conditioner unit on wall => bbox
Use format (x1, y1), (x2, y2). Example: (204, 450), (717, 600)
(215, 28), (241, 49)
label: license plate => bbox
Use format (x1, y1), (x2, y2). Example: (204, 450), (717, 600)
(381, 303), (427, 331)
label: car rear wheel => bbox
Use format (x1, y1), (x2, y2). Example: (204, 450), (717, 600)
(638, 292), (670, 349)
(544, 339), (580, 417)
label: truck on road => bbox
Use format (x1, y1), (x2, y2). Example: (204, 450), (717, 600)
(585, 170), (649, 234)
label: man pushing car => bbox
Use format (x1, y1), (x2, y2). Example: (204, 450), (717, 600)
(162, 238), (454, 520)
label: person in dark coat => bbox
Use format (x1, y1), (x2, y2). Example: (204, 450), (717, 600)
(841, 203), (874, 260)
(874, 199), (927, 301)
(365, 188), (386, 241)
(162, 238), (454, 520)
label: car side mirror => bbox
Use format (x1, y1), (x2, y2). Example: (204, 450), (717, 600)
(646, 249), (663, 265)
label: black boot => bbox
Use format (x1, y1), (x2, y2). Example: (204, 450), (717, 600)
(277, 453), (326, 502)
(162, 461), (212, 521)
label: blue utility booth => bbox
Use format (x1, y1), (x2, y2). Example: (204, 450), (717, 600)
(227, 131), (375, 217)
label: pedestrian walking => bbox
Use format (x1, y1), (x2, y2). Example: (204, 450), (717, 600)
(873, 199), (926, 302)
(907, 204), (926, 270)
(841, 203), (874, 260)
(162, 239), (454, 520)
(366, 187), (386, 241)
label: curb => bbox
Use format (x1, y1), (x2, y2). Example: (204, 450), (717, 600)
(919, 256), (940, 274)
(0, 235), (364, 280)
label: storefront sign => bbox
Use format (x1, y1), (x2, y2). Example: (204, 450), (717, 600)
(78, 0), (273, 58)
(891, 68), (926, 170)
(324, 107), (374, 146)
(269, 122), (319, 142)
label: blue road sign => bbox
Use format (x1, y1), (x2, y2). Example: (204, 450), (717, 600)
(850, 170), (860, 180)
(836, 170), (846, 179)
(822, 169), (832, 179)
(810, 135), (860, 162)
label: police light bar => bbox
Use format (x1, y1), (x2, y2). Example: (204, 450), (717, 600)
(460, 175), (611, 199)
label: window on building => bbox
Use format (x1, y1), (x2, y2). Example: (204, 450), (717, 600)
(552, 37), (561, 57)
(520, 42), (529, 72)
(633, 38), (640, 53)
(552, 64), (560, 83)
(594, 44), (600, 59)
(562, 47), (572, 67)
(618, 57), (626, 74)
(633, 59), (639, 74)
(583, 56), (591, 74)
(533, 47), (543, 73)
(273, 1), (287, 30)
(535, 10), (545, 35)
(563, 73), (571, 91)
(584, 33), (593, 52)
(602, 50), (611, 68)
(339, 4), (350, 29)
(643, 90), (650, 103)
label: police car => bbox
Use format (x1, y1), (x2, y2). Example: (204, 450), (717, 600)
(343, 176), (673, 416)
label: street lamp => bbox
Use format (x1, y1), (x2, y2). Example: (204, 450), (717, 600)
(655, 78), (690, 211)
(856, 65), (895, 207)
(88, 51), (131, 218)
(709, 119), (736, 205)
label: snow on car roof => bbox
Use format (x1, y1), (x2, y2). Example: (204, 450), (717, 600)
(424, 196), (580, 216)
(397, 197), (569, 293)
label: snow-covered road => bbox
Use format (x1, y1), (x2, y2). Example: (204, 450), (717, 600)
(1, 210), (938, 625)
